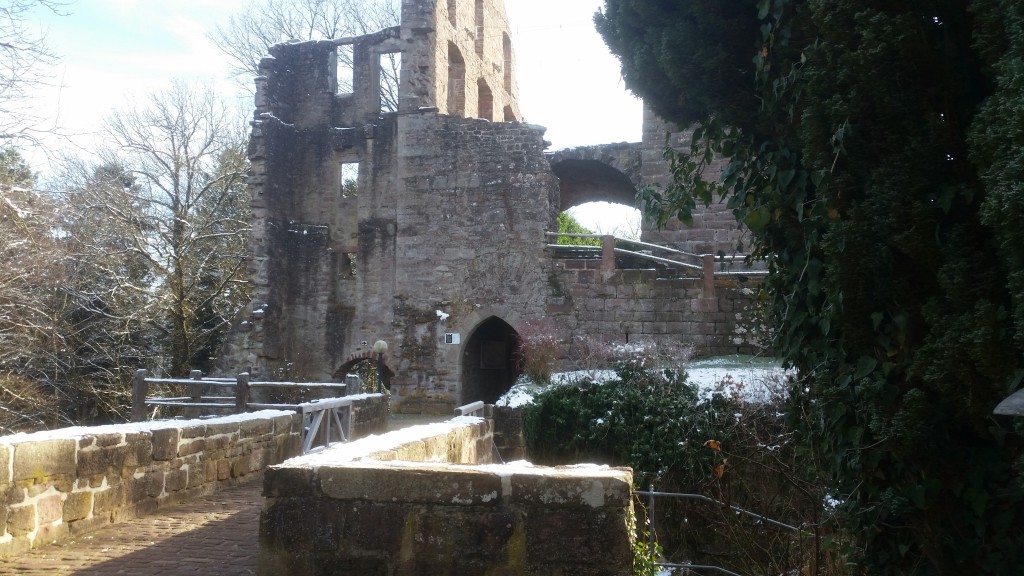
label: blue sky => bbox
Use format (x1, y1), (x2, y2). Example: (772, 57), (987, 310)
(25, 0), (642, 231)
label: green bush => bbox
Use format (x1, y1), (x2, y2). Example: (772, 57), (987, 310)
(524, 361), (729, 486)
(524, 361), (845, 575)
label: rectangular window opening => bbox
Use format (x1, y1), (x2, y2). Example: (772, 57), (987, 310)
(340, 162), (359, 197)
(379, 52), (401, 113)
(337, 45), (354, 94)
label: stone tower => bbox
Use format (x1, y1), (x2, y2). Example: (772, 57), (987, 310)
(222, 0), (557, 412)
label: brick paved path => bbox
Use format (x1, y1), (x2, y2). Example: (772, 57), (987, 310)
(0, 476), (262, 576)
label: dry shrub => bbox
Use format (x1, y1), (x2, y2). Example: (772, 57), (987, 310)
(513, 318), (562, 384)
(0, 373), (64, 434)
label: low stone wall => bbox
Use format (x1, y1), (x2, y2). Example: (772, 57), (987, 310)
(547, 263), (762, 357)
(490, 405), (526, 461)
(0, 410), (301, 557)
(259, 417), (634, 575)
(348, 393), (390, 438)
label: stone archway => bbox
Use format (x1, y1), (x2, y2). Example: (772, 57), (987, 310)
(547, 143), (643, 211)
(461, 316), (520, 405)
(333, 351), (395, 394)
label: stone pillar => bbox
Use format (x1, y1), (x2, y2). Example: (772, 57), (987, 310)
(601, 235), (616, 272)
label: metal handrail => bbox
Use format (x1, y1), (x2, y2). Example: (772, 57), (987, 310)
(635, 485), (812, 576)
(613, 247), (702, 271)
(454, 401), (485, 417)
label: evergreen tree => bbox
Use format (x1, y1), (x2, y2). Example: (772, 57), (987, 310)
(596, 1), (1024, 573)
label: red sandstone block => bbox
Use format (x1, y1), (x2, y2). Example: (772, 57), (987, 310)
(34, 493), (63, 526)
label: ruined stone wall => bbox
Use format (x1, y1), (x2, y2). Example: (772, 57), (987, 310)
(401, 0), (520, 120)
(385, 114), (555, 411)
(639, 107), (748, 256)
(258, 417), (634, 575)
(221, 0), (542, 403)
(545, 260), (761, 358)
(220, 0), (757, 414)
(0, 411), (300, 557)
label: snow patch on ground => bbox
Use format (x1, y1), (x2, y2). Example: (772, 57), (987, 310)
(495, 355), (791, 408)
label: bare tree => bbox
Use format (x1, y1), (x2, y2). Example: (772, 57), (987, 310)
(0, 0), (68, 144)
(66, 81), (251, 377)
(0, 147), (72, 431)
(211, 0), (401, 108)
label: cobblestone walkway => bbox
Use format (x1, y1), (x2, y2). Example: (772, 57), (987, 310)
(0, 476), (262, 576)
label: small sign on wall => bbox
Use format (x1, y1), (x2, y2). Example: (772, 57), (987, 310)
(445, 333), (461, 345)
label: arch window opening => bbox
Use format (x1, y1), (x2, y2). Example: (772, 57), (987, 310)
(477, 79), (493, 121)
(502, 33), (513, 94)
(448, 43), (466, 116)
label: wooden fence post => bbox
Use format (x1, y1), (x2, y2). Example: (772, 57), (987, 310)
(235, 372), (250, 414)
(132, 369), (148, 422)
(190, 369), (204, 404)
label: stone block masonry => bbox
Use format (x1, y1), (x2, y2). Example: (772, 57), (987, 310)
(219, 0), (761, 413)
(0, 411), (300, 557)
(547, 261), (763, 358)
(259, 417), (635, 575)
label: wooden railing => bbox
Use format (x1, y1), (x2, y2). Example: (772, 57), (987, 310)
(132, 369), (369, 454)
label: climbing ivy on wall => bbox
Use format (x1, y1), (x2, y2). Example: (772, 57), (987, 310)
(596, 0), (1024, 573)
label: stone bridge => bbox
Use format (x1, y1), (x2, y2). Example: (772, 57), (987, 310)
(546, 143), (643, 210)
(217, 0), (756, 414)
(0, 406), (635, 575)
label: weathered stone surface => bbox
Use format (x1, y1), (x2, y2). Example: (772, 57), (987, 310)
(509, 471), (632, 508)
(320, 465), (502, 506)
(263, 467), (314, 498)
(123, 432), (152, 468)
(92, 482), (125, 515)
(35, 493), (63, 525)
(526, 507), (632, 570)
(62, 491), (93, 522)
(0, 444), (10, 485)
(150, 428), (180, 461)
(13, 439), (76, 481)
(177, 438), (205, 457)
(260, 418), (635, 576)
(77, 443), (128, 478)
(7, 504), (35, 536)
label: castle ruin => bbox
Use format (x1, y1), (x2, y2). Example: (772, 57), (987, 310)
(220, 0), (750, 413)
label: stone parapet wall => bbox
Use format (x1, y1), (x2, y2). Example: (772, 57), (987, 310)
(348, 393), (391, 439)
(489, 405), (526, 461)
(0, 410), (301, 557)
(547, 263), (762, 357)
(259, 417), (634, 575)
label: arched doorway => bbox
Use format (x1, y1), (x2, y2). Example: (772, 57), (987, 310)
(461, 316), (520, 405)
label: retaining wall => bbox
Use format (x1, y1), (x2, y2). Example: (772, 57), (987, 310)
(259, 417), (634, 575)
(547, 264), (762, 357)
